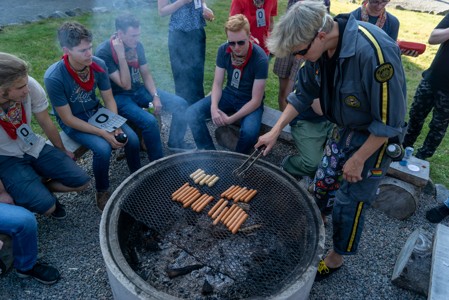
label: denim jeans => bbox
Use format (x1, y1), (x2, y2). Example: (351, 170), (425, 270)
(186, 93), (264, 154)
(169, 28), (206, 104)
(0, 144), (90, 214)
(114, 86), (189, 155)
(0, 204), (37, 272)
(65, 123), (141, 192)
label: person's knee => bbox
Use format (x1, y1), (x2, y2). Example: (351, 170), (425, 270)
(13, 207), (37, 232)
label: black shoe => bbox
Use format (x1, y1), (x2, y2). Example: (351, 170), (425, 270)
(16, 263), (61, 285)
(426, 204), (449, 223)
(315, 259), (342, 282)
(51, 200), (67, 220)
(168, 141), (196, 152)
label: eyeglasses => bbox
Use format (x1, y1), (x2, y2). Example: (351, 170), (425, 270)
(292, 32), (318, 57)
(228, 40), (247, 47)
(369, 0), (390, 5)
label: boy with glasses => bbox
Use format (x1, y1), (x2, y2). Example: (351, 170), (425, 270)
(186, 14), (268, 154)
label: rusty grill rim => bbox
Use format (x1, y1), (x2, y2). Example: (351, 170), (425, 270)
(100, 151), (325, 299)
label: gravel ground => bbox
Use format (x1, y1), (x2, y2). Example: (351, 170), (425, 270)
(1, 112), (448, 300)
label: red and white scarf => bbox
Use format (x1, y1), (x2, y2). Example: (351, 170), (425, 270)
(361, 0), (387, 29)
(0, 102), (26, 140)
(63, 54), (105, 92)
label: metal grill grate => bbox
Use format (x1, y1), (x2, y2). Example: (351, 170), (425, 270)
(118, 151), (321, 299)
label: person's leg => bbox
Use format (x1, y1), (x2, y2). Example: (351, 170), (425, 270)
(67, 130), (112, 192)
(32, 144), (90, 192)
(169, 29), (205, 104)
(0, 204), (61, 284)
(283, 120), (333, 178)
(416, 89), (449, 159)
(330, 135), (391, 262)
(115, 93), (163, 162)
(185, 96), (215, 150)
(120, 123), (142, 172)
(0, 156), (57, 215)
(235, 106), (264, 154)
(273, 55), (294, 111)
(0, 204), (37, 272)
(403, 79), (435, 149)
(156, 89), (190, 148)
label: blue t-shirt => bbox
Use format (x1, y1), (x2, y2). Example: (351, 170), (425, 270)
(95, 40), (147, 94)
(44, 56), (111, 129)
(216, 42), (268, 102)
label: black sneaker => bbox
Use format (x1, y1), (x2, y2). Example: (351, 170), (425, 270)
(51, 200), (67, 220)
(426, 204), (449, 223)
(167, 141), (196, 152)
(16, 263), (61, 285)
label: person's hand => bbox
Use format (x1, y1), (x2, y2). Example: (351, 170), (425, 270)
(152, 96), (163, 115)
(401, 49), (420, 57)
(342, 155), (364, 183)
(203, 7), (214, 21)
(211, 107), (226, 127)
(255, 130), (279, 156)
(217, 110), (231, 125)
(112, 36), (126, 58)
(0, 190), (14, 205)
(102, 130), (125, 149)
(62, 149), (76, 161)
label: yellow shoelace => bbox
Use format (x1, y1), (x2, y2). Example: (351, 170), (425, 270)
(317, 260), (330, 274)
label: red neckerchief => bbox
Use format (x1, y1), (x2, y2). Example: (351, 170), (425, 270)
(226, 41), (254, 74)
(109, 35), (140, 69)
(63, 54), (105, 92)
(0, 103), (26, 140)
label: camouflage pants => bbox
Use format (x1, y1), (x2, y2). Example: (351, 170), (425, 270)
(403, 79), (449, 159)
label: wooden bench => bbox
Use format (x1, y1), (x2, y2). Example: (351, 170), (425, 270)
(46, 131), (88, 159)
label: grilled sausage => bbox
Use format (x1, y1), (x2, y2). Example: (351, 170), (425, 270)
(208, 198), (225, 216)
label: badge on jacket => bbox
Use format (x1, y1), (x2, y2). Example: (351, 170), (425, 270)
(375, 62), (394, 83)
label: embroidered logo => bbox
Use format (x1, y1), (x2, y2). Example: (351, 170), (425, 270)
(375, 62), (394, 83)
(344, 95), (361, 108)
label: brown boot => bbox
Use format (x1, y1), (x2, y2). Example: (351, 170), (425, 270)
(96, 191), (110, 212)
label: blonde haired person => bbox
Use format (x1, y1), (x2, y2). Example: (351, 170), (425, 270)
(0, 52), (90, 218)
(256, 1), (407, 281)
(186, 14), (268, 154)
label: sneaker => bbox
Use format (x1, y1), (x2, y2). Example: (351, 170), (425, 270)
(426, 204), (449, 223)
(16, 263), (61, 285)
(167, 141), (196, 152)
(96, 191), (111, 212)
(51, 200), (67, 220)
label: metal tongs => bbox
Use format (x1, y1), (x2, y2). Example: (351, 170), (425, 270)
(233, 146), (266, 178)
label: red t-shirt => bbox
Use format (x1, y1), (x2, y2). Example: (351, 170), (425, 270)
(230, 0), (278, 55)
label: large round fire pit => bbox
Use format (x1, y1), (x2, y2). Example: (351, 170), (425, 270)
(100, 151), (324, 299)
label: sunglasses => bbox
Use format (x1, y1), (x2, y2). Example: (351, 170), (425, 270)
(292, 32), (319, 57)
(228, 40), (247, 47)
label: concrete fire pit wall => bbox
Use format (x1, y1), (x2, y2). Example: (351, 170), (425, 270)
(100, 156), (325, 300)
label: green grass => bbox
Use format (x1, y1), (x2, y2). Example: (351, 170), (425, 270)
(1, 0), (447, 185)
